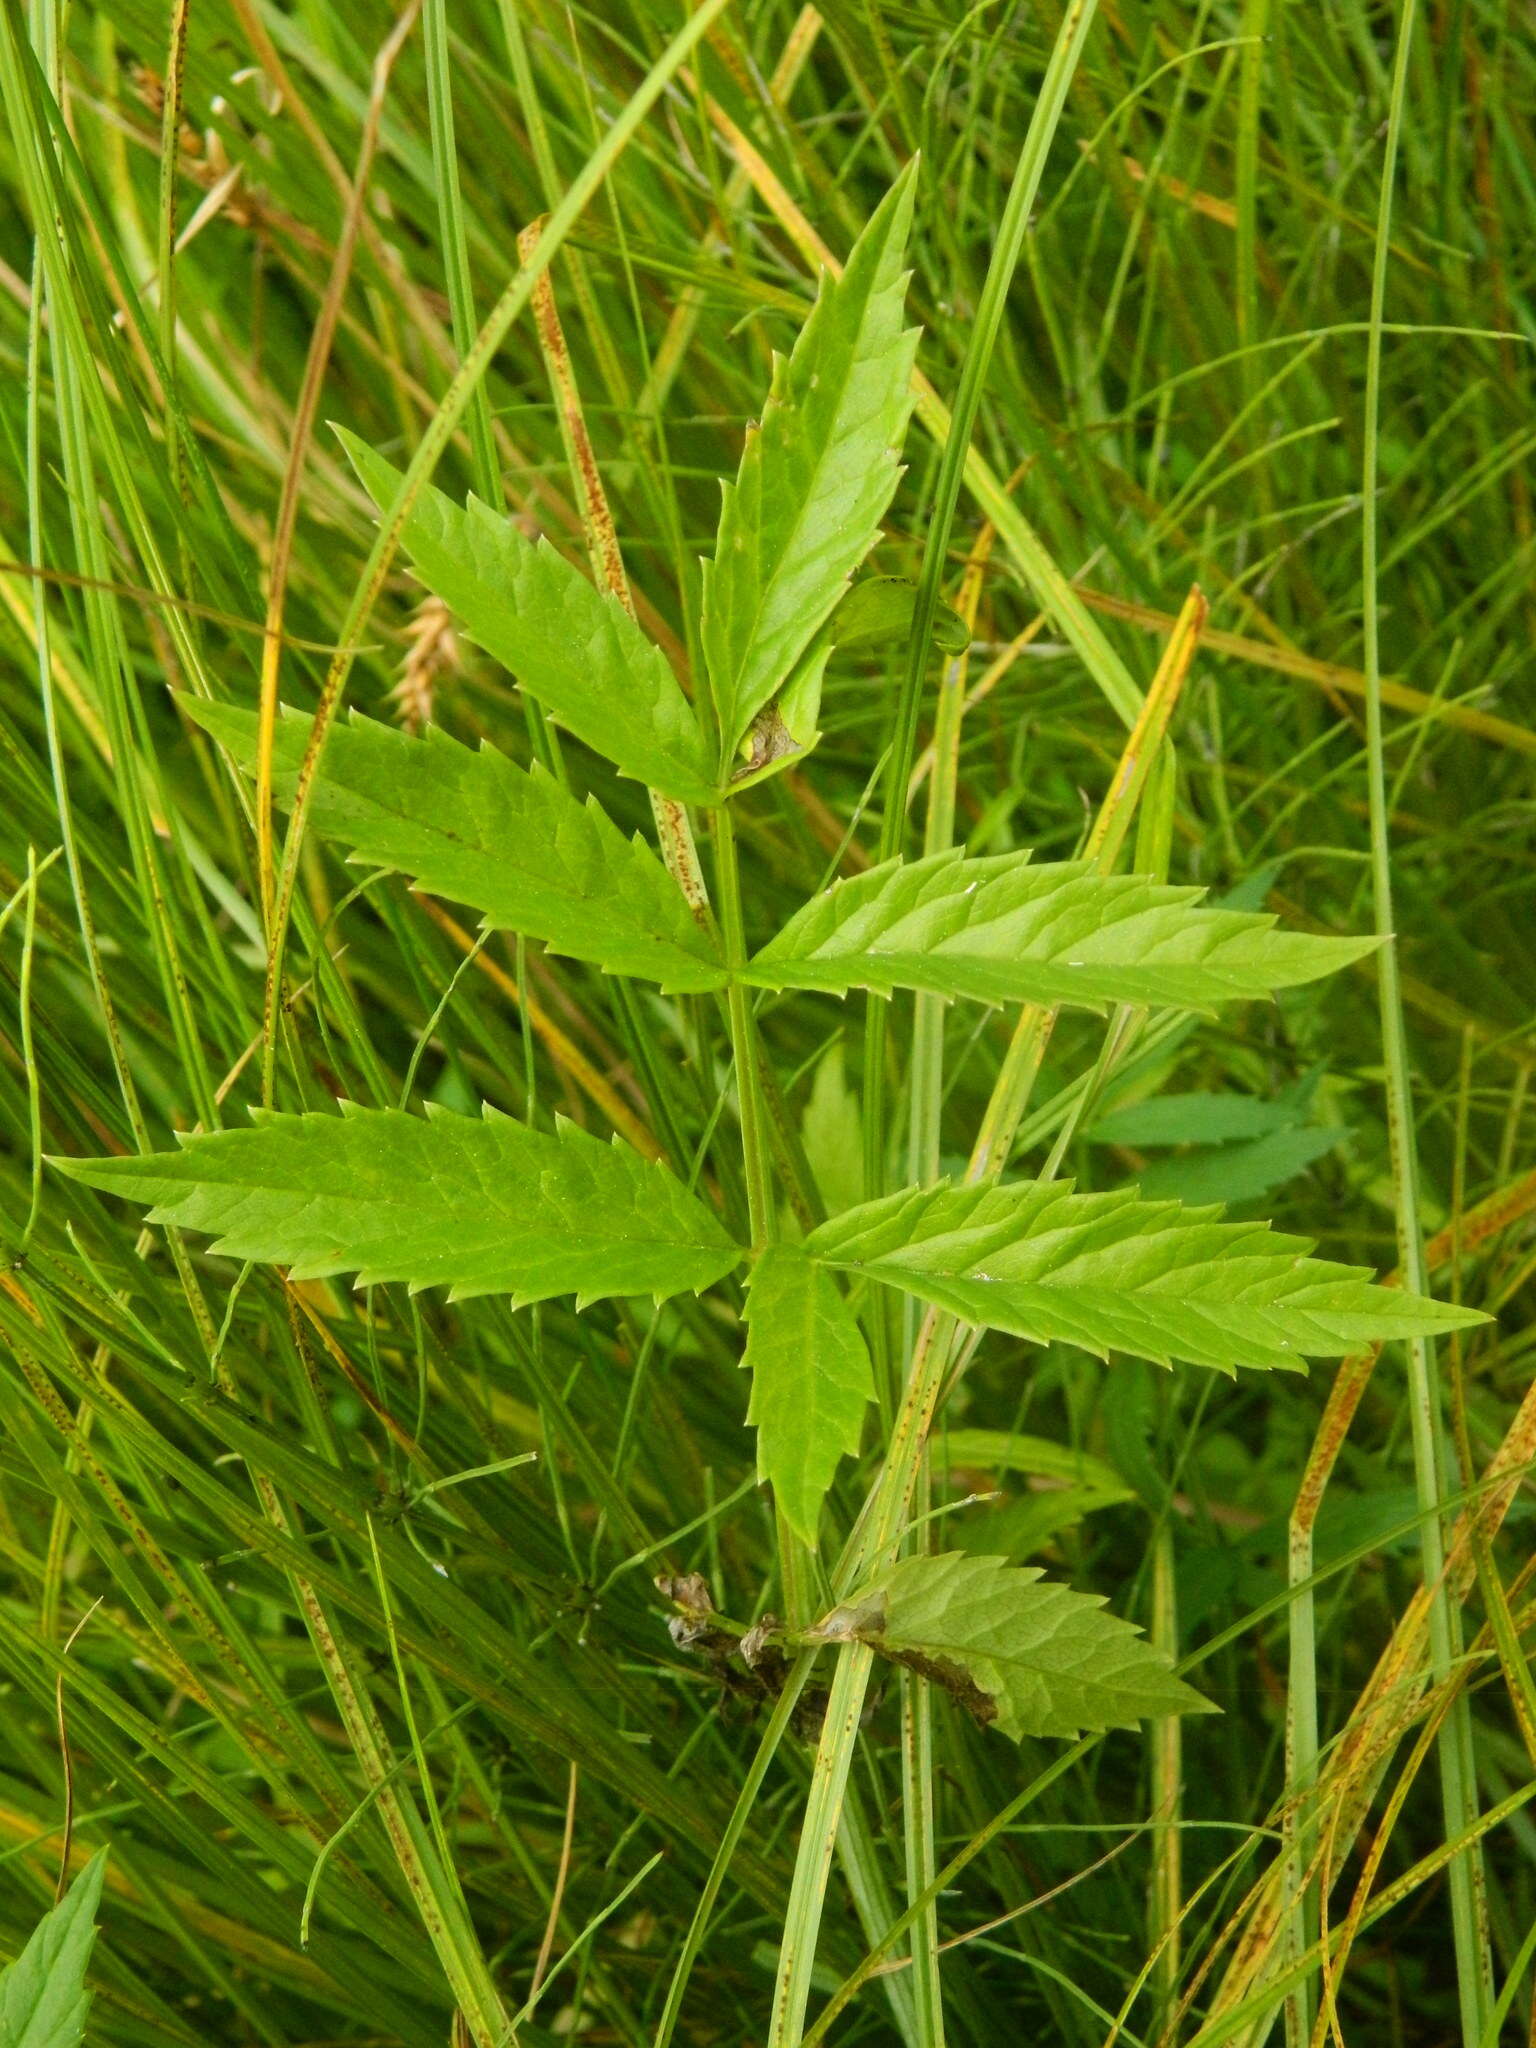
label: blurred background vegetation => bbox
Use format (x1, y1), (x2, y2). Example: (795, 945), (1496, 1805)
(0, 0), (1532, 2041)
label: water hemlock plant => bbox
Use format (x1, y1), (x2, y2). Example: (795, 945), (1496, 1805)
(53, 165), (1485, 2040)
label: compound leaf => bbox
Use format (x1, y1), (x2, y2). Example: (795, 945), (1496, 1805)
(823, 1552), (1211, 1740)
(702, 166), (919, 759)
(340, 431), (716, 804)
(742, 1245), (872, 1547)
(0, 1850), (107, 2048)
(805, 1179), (1486, 1373)
(186, 700), (726, 994)
(747, 849), (1379, 1010)
(55, 1105), (741, 1307)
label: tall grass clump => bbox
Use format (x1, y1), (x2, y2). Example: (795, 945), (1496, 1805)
(1, 3), (1533, 2045)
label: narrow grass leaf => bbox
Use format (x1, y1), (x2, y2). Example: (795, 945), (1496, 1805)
(806, 1180), (1486, 1373)
(742, 1245), (872, 1546)
(338, 431), (717, 803)
(831, 1552), (1211, 1740)
(186, 701), (727, 993)
(747, 850), (1379, 1010)
(937, 1428), (1127, 1495)
(0, 1850), (107, 2048)
(53, 1105), (741, 1306)
(701, 165), (919, 759)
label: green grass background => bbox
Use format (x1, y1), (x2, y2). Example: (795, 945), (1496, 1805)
(0, 1), (1533, 2042)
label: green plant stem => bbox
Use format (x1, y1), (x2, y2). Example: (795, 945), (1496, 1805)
(421, 0), (500, 506)
(711, 806), (771, 1251)
(154, 0), (190, 512)
(1148, 1519), (1182, 2016)
(767, 1300), (959, 2045)
(649, 1656), (806, 2047)
(879, 0), (1104, 855)
(863, 0), (1104, 1218)
(834, 1780), (922, 2048)
(897, 553), (985, 2047)
(1282, 1498), (1322, 2048)
(770, 1643), (878, 2048)
(1360, 8), (1492, 2039)
(899, 1608), (944, 2046)
(301, 1567), (515, 2048)
(802, 1728), (1099, 2046)
(1234, 0), (1270, 406)
(18, 848), (45, 1250)
(966, 1005), (1058, 1185)
(904, 612), (971, 1192)
(713, 800), (814, 1625)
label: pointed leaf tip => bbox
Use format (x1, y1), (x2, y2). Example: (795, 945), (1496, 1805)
(842, 1553), (1211, 1741)
(338, 436), (717, 804)
(59, 1105), (742, 1309)
(702, 170), (921, 759)
(805, 1177), (1485, 1374)
(0, 1848), (108, 2048)
(749, 851), (1386, 1012)
(174, 701), (727, 993)
(743, 1246), (872, 1546)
